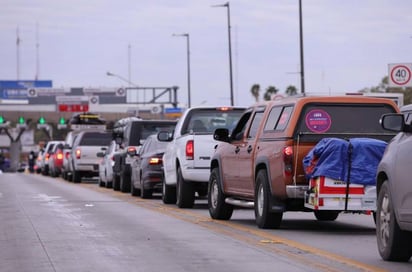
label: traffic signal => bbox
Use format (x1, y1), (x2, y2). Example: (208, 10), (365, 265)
(38, 117), (46, 124)
(18, 116), (25, 124)
(0, 116), (4, 124)
(59, 117), (66, 125)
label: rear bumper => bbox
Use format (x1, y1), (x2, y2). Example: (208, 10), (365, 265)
(182, 167), (210, 183)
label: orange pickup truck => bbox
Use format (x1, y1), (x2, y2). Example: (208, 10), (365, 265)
(208, 95), (399, 229)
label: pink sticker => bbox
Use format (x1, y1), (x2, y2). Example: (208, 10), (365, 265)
(305, 109), (331, 133)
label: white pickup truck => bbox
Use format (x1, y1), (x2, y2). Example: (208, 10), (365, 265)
(158, 106), (245, 208)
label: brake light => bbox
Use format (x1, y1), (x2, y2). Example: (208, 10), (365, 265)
(283, 146), (293, 176)
(186, 140), (194, 160)
(111, 156), (115, 161)
(75, 149), (81, 159)
(65, 152), (70, 159)
(45, 153), (50, 161)
(56, 151), (63, 160)
(149, 157), (162, 165)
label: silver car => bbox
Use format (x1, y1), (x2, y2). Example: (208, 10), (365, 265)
(376, 112), (412, 262)
(97, 140), (120, 188)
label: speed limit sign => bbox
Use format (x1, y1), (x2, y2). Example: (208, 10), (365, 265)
(389, 63), (412, 87)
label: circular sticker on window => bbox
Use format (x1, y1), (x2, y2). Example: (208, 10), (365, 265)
(305, 109), (331, 133)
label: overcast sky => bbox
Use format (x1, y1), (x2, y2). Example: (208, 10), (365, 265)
(0, 0), (411, 107)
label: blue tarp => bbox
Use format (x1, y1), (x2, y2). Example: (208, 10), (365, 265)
(303, 138), (387, 185)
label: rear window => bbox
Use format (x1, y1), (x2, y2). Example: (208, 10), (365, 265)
(79, 132), (112, 146)
(295, 103), (397, 140)
(129, 122), (177, 146)
(181, 108), (244, 134)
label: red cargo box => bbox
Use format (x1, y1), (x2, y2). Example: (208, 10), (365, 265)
(310, 176), (364, 195)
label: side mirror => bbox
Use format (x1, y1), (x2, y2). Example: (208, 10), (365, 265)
(158, 131), (173, 142)
(380, 113), (405, 132)
(214, 128), (229, 142)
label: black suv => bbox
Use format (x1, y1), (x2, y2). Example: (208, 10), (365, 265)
(112, 118), (177, 192)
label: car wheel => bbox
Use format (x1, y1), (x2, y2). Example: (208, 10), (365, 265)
(98, 177), (105, 187)
(113, 174), (120, 191)
(208, 167), (233, 220)
(106, 181), (113, 189)
(314, 210), (340, 221)
(141, 187), (152, 199)
(120, 168), (131, 193)
(162, 179), (176, 204)
(254, 169), (283, 229)
(376, 181), (412, 262)
(140, 176), (152, 199)
(131, 181), (141, 196)
(176, 167), (194, 208)
(72, 170), (81, 183)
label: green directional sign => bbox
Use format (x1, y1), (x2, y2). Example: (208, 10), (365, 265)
(18, 116), (25, 124)
(59, 117), (66, 125)
(38, 117), (46, 124)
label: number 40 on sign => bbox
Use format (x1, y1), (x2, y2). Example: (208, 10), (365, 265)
(388, 63), (412, 87)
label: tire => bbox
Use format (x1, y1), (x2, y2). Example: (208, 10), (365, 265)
(176, 167), (195, 208)
(314, 210), (340, 221)
(254, 170), (283, 229)
(98, 177), (105, 187)
(72, 170), (81, 183)
(376, 181), (412, 262)
(162, 180), (176, 204)
(120, 167), (131, 193)
(141, 187), (153, 199)
(131, 182), (141, 196)
(113, 174), (120, 191)
(208, 167), (233, 220)
(106, 181), (113, 189)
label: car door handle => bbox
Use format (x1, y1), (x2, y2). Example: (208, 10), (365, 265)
(235, 146), (240, 154)
(247, 145), (253, 153)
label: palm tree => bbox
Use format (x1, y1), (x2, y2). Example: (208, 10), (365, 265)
(285, 85), (298, 96)
(250, 84), (260, 102)
(264, 86), (279, 101)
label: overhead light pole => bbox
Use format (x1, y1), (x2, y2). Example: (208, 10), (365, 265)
(173, 33), (192, 108)
(299, 0), (305, 94)
(106, 71), (138, 87)
(212, 2), (234, 106)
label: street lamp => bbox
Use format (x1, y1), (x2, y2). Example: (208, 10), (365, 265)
(298, 0), (305, 94)
(212, 2), (234, 106)
(106, 71), (138, 87)
(172, 33), (192, 108)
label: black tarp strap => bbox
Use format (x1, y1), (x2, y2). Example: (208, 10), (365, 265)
(345, 140), (352, 211)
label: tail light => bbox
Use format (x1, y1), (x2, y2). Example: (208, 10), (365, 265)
(65, 151), (70, 159)
(186, 140), (194, 160)
(127, 147), (136, 156)
(283, 146), (293, 176)
(111, 156), (115, 161)
(149, 157), (162, 165)
(45, 153), (50, 162)
(75, 148), (81, 159)
(56, 151), (64, 160)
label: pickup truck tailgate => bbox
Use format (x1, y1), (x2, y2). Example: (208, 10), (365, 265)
(192, 134), (217, 168)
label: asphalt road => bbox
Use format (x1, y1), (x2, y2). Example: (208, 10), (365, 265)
(0, 173), (411, 272)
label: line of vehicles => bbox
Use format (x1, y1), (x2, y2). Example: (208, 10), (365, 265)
(32, 95), (412, 262)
